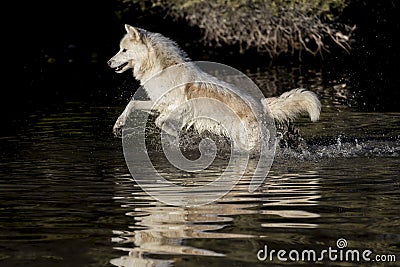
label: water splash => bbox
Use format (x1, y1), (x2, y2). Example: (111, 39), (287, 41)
(277, 135), (400, 160)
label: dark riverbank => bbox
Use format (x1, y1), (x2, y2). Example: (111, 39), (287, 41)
(5, 0), (400, 124)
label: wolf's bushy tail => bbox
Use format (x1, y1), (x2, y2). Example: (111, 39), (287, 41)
(262, 88), (321, 123)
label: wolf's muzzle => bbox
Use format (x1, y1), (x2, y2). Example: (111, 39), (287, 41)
(108, 59), (129, 72)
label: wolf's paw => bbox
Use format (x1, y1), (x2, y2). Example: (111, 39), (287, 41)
(113, 117), (125, 138)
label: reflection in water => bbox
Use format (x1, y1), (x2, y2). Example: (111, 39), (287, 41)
(110, 162), (321, 266)
(260, 172), (320, 229)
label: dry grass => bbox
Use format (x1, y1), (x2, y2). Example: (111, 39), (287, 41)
(118, 0), (355, 58)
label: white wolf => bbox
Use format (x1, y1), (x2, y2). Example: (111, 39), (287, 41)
(108, 24), (321, 152)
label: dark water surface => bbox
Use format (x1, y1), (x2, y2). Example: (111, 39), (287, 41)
(1, 66), (399, 267)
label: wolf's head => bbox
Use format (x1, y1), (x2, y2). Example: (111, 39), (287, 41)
(108, 24), (189, 79)
(108, 24), (149, 74)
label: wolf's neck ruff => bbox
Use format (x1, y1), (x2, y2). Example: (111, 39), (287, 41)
(131, 28), (190, 84)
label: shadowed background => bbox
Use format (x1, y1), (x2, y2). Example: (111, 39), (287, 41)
(6, 0), (400, 122)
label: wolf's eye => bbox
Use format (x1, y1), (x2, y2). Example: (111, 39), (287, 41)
(122, 48), (127, 52)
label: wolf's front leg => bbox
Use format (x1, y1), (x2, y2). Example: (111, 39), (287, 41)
(113, 100), (155, 137)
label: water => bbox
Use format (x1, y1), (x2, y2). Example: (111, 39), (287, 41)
(1, 66), (400, 266)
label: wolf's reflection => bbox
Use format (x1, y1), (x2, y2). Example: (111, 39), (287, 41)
(110, 161), (321, 267)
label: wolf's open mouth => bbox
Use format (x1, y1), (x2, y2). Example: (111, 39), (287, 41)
(115, 62), (128, 72)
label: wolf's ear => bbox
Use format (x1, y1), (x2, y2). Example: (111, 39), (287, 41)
(125, 24), (141, 41)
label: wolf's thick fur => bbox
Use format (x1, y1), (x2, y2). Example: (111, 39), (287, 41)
(108, 24), (321, 151)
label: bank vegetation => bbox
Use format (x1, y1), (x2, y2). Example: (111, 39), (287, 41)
(117, 0), (355, 58)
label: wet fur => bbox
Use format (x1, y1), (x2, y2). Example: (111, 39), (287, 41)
(108, 24), (321, 151)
